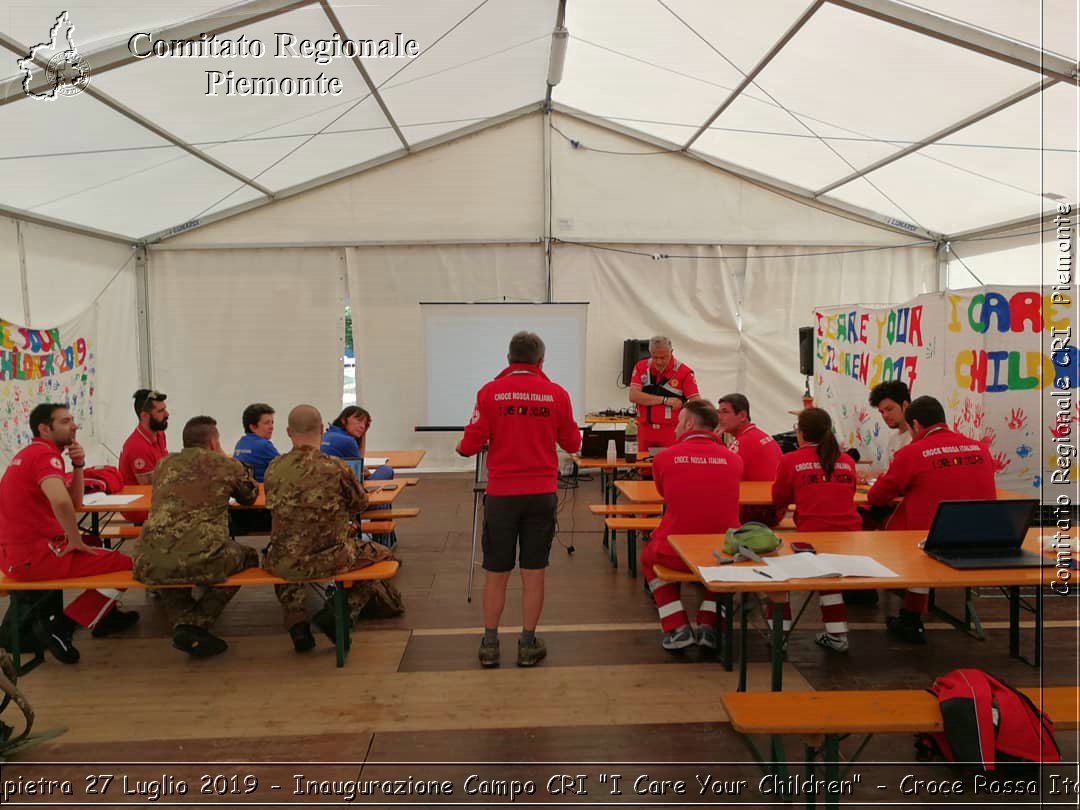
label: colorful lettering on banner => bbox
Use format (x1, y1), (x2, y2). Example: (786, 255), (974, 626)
(0, 317), (96, 468)
(816, 286), (1078, 502)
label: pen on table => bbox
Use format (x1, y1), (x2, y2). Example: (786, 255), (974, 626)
(754, 569), (773, 579)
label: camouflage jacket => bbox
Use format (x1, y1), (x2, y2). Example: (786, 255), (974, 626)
(134, 448), (259, 585)
(263, 445), (369, 578)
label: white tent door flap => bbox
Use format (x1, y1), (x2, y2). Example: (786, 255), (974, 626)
(421, 303), (588, 427)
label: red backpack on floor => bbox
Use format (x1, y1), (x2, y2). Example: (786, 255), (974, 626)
(916, 668), (1061, 773)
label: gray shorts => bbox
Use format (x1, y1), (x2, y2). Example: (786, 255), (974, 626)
(482, 493), (558, 572)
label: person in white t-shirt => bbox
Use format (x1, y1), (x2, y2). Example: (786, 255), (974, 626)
(869, 380), (912, 469)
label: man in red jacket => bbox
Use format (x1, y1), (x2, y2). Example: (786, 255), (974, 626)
(867, 395), (997, 643)
(642, 400), (743, 651)
(457, 332), (582, 668)
(0, 404), (138, 664)
(629, 336), (701, 455)
(717, 392), (783, 525)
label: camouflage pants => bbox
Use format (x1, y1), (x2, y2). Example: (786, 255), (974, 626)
(267, 539), (396, 630)
(159, 544), (259, 630)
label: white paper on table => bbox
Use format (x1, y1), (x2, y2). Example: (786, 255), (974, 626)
(82, 493), (142, 506)
(813, 553), (900, 578)
(763, 554), (841, 580)
(591, 422), (627, 431)
(697, 565), (788, 583)
(364, 457), (389, 467)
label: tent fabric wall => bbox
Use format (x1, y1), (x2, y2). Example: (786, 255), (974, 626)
(147, 248), (346, 455)
(740, 244), (939, 435)
(0, 219), (139, 469)
(161, 114), (545, 249)
(346, 244), (546, 470)
(551, 242), (744, 416)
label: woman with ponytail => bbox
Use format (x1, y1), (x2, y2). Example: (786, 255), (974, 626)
(771, 407), (862, 654)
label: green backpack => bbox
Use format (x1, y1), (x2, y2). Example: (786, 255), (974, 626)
(722, 522), (784, 556)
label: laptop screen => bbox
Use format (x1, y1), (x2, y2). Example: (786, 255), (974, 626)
(923, 499), (1038, 553)
(344, 458), (364, 480)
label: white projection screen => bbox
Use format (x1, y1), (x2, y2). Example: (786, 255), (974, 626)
(422, 302), (588, 426)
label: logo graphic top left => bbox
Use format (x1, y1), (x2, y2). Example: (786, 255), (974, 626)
(19, 11), (91, 100)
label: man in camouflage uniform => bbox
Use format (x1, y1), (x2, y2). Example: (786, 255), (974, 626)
(264, 404), (397, 653)
(134, 415), (259, 658)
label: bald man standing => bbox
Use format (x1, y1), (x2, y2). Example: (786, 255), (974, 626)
(263, 405), (398, 653)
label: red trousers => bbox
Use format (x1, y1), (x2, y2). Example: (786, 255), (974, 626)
(641, 538), (720, 632)
(2, 545), (132, 629)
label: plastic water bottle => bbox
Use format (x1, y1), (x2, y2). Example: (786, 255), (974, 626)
(625, 420), (638, 462)
(606, 438), (617, 465)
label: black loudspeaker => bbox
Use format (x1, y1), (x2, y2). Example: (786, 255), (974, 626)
(622, 339), (650, 386)
(798, 326), (814, 376)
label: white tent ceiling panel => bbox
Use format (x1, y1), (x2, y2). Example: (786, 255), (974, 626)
(204, 95), (402, 191)
(824, 155), (1047, 236)
(556, 0), (814, 145)
(743, 5), (1040, 145)
(91, 7), (361, 144)
(918, 83), (1078, 206)
(551, 113), (925, 246)
(325, 0), (503, 87)
(908, 0), (1078, 61)
(159, 113), (543, 246)
(0, 217), (22, 322)
(0, 92), (178, 215)
(35, 153), (264, 239)
(371, 39), (549, 144)
(692, 93), (900, 191)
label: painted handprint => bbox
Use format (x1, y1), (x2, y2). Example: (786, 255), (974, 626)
(1007, 408), (1027, 431)
(991, 452), (1011, 474)
(973, 406), (985, 429)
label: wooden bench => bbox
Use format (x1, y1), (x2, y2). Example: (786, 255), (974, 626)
(361, 508), (419, 520)
(100, 525), (142, 540)
(602, 517), (661, 576)
(588, 504), (663, 517)
(0, 561), (399, 674)
(722, 687), (1080, 809)
(395, 477), (420, 487)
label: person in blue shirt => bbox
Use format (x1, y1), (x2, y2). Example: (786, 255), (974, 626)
(321, 406), (393, 481)
(233, 403), (280, 482)
(230, 403), (279, 536)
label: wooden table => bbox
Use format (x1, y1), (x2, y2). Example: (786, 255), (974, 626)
(667, 528), (1058, 692)
(617, 479), (1031, 505)
(575, 456), (652, 550)
(367, 449), (425, 469)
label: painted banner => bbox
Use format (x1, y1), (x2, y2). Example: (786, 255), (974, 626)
(815, 286), (1078, 500)
(0, 313), (96, 467)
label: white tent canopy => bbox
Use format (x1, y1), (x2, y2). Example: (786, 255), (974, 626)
(0, 0), (1075, 468)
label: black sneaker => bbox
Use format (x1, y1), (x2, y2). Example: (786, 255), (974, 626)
(91, 608), (140, 638)
(886, 610), (927, 645)
(32, 616), (80, 664)
(516, 636), (546, 667)
(312, 605), (351, 652)
(478, 637), (500, 668)
(172, 624), (228, 658)
(289, 622), (316, 653)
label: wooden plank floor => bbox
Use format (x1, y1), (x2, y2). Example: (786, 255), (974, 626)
(6, 472), (1078, 806)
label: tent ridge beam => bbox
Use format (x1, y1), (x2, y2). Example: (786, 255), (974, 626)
(827, 0), (1078, 83)
(79, 85), (275, 197)
(0, 0), (318, 107)
(553, 103), (942, 242)
(317, 0), (410, 151)
(814, 78), (1055, 196)
(683, 0), (824, 151)
(143, 101), (545, 243)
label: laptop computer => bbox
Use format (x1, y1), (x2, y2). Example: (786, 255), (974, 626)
(580, 427), (625, 459)
(922, 499), (1048, 569)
